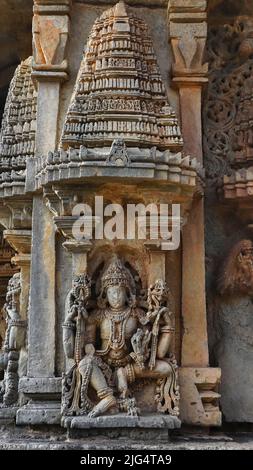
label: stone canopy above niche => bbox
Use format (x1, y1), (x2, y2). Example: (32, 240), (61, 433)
(61, 1), (183, 152)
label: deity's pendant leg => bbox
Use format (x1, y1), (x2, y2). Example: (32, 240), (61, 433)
(88, 390), (117, 418)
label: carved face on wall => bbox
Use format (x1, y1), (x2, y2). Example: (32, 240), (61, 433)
(106, 285), (127, 310)
(218, 239), (253, 296)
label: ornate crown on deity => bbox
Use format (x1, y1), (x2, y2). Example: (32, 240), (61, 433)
(101, 256), (132, 291)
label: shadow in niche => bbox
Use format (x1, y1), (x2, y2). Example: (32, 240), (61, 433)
(0, 84), (9, 128)
(209, 0), (253, 17)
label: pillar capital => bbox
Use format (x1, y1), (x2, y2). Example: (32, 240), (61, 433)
(4, 230), (32, 255)
(168, 0), (208, 83)
(32, 0), (71, 82)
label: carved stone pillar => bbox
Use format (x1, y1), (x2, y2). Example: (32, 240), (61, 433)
(168, 0), (221, 426)
(15, 0), (72, 426)
(16, 197), (61, 425)
(32, 0), (71, 155)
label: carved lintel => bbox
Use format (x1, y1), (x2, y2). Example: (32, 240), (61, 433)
(168, 0), (208, 83)
(32, 0), (71, 81)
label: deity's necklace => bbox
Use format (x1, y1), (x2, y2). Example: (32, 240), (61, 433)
(107, 307), (131, 351)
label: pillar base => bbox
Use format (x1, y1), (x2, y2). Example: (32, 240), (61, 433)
(179, 367), (222, 427)
(17, 377), (62, 425)
(16, 401), (61, 425)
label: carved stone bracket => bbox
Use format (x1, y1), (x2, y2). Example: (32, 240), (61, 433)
(3, 200), (33, 231)
(32, 0), (71, 82)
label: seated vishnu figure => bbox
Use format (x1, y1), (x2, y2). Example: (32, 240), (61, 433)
(62, 257), (177, 418)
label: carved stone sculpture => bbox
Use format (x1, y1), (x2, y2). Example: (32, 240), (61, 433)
(62, 257), (179, 418)
(218, 239), (253, 296)
(203, 21), (253, 184)
(0, 273), (26, 407)
(0, 57), (37, 196)
(61, 1), (183, 151)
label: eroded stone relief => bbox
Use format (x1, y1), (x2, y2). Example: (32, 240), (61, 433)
(203, 21), (253, 184)
(0, 273), (26, 407)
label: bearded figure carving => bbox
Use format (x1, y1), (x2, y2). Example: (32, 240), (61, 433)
(62, 257), (179, 418)
(218, 239), (253, 296)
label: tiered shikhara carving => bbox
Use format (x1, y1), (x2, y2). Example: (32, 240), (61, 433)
(33, 1), (199, 194)
(61, 0), (182, 151)
(0, 273), (26, 407)
(0, 57), (37, 197)
(62, 257), (179, 418)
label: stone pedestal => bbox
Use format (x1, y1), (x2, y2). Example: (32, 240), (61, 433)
(64, 414), (181, 441)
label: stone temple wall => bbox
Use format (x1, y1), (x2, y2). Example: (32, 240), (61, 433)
(4, 0), (253, 438)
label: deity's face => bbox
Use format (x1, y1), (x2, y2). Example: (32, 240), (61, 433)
(107, 285), (127, 310)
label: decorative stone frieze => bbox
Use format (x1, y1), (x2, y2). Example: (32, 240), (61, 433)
(204, 20), (253, 185)
(32, 145), (199, 190)
(223, 168), (253, 200)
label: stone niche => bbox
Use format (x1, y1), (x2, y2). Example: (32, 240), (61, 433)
(0, 0), (221, 436)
